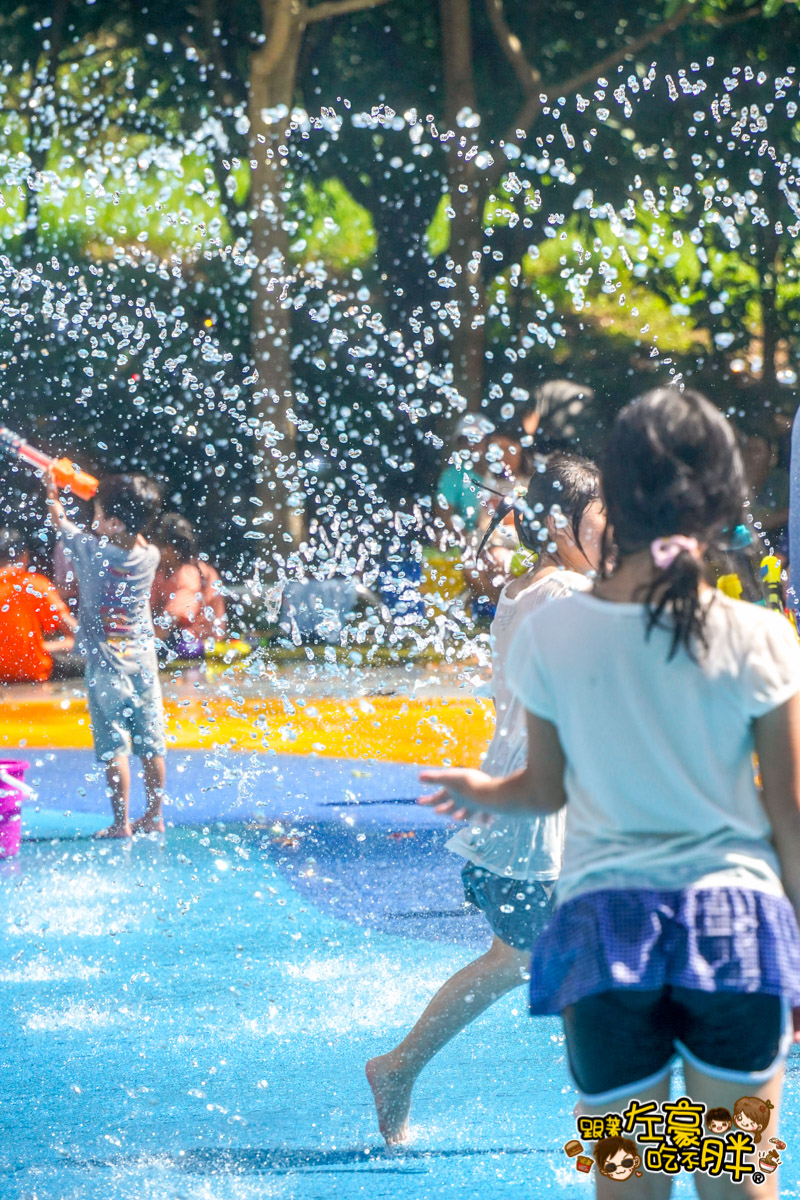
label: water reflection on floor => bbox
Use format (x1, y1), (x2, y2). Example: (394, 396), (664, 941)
(2, 811), (798, 1198)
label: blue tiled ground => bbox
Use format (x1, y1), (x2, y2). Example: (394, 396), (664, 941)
(1, 753), (798, 1199)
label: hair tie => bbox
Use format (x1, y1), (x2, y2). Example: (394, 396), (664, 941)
(650, 535), (700, 571)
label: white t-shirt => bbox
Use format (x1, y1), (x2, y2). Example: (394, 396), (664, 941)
(505, 591), (800, 905)
(447, 569), (591, 880)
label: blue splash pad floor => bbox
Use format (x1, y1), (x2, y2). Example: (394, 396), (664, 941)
(13, 748), (432, 837)
(2, 757), (800, 1199)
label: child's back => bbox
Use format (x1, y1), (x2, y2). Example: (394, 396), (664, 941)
(508, 588), (797, 902)
(62, 521), (160, 675)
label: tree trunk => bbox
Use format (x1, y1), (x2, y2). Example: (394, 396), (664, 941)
(248, 0), (306, 550)
(760, 270), (779, 397)
(757, 222), (779, 399)
(439, 0), (485, 415)
(21, 0), (69, 256)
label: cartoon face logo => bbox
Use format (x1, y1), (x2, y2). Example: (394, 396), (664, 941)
(706, 1107), (732, 1135)
(594, 1136), (641, 1181)
(735, 1111), (758, 1133)
(733, 1097), (774, 1144)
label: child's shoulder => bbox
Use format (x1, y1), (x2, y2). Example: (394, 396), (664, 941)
(710, 590), (797, 651)
(60, 518), (99, 554)
(28, 569), (59, 592)
(130, 538), (160, 568)
(705, 592), (800, 672)
(502, 569), (590, 606)
(540, 569), (592, 596)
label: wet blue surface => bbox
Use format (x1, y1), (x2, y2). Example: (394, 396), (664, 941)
(2, 753), (799, 1199)
(12, 749), (432, 838)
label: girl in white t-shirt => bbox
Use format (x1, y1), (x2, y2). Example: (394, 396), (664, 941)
(420, 388), (800, 1200)
(367, 454), (605, 1146)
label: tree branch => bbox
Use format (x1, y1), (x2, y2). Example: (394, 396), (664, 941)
(254, 0), (298, 81)
(192, 0), (248, 215)
(303, 0), (392, 26)
(199, 0), (233, 98)
(706, 1), (765, 27)
(492, 1), (768, 180)
(546, 2), (696, 103)
(484, 0), (540, 95)
(491, 2), (697, 185)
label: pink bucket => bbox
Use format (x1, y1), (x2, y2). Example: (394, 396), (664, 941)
(0, 760), (31, 859)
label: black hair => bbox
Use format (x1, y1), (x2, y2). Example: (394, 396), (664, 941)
(0, 527), (27, 565)
(594, 1136), (639, 1171)
(706, 1108), (732, 1128)
(517, 452), (601, 555)
(478, 452), (601, 558)
(154, 513), (198, 565)
(599, 387), (746, 660)
(95, 474), (162, 536)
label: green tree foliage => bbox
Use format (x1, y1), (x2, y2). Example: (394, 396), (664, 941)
(1, 1), (799, 569)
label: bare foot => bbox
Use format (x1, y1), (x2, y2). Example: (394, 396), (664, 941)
(93, 823), (132, 839)
(131, 815), (165, 834)
(366, 1054), (415, 1146)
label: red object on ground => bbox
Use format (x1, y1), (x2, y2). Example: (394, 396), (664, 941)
(0, 425), (98, 500)
(0, 759), (30, 859)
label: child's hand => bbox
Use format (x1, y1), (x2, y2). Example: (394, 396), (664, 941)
(44, 469), (67, 527)
(418, 767), (494, 821)
(44, 469), (59, 502)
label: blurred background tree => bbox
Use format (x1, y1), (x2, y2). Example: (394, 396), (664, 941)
(0, 0), (799, 570)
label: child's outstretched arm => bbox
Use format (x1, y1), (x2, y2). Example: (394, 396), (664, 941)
(419, 711), (567, 820)
(755, 691), (800, 1043)
(756, 691), (800, 923)
(44, 470), (68, 529)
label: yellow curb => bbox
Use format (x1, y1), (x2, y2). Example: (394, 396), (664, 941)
(1, 696), (494, 766)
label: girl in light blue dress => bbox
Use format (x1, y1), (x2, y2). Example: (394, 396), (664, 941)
(367, 453), (604, 1146)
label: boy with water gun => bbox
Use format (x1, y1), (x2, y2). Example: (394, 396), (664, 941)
(45, 471), (166, 839)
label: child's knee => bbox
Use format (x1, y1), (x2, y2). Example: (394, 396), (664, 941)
(487, 937), (529, 970)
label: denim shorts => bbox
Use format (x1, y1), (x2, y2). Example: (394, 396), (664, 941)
(86, 666), (166, 762)
(461, 862), (555, 951)
(562, 987), (790, 1103)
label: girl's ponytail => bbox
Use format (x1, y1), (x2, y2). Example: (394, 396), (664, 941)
(644, 538), (705, 660)
(476, 490), (521, 559)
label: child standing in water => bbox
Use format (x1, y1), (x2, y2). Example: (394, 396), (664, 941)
(47, 472), (166, 839)
(367, 454), (605, 1145)
(421, 388), (800, 1200)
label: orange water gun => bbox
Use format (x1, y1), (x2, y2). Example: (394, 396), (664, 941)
(0, 425), (98, 500)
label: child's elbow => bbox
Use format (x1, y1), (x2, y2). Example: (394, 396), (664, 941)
(531, 783), (566, 814)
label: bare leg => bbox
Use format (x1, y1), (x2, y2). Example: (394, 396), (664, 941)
(684, 1058), (784, 1200)
(95, 755), (132, 838)
(581, 1074), (673, 1200)
(366, 936), (529, 1145)
(132, 755), (166, 834)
